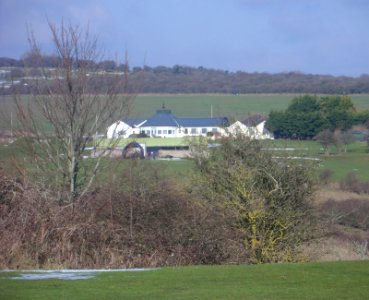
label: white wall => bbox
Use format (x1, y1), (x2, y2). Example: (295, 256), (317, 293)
(227, 121), (274, 140)
(139, 126), (224, 138)
(107, 122), (227, 139)
(107, 121), (137, 138)
(140, 126), (181, 137)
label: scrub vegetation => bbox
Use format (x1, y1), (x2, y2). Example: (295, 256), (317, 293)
(2, 136), (369, 269)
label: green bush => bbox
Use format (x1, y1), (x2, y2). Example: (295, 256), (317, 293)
(193, 136), (317, 263)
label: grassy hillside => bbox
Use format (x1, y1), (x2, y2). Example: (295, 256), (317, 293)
(1, 261), (368, 300)
(131, 94), (369, 119)
(1, 94), (369, 130)
(131, 94), (295, 119)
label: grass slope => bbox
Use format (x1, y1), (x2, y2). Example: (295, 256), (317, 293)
(1, 261), (368, 300)
(2, 94), (369, 131)
(131, 94), (369, 119)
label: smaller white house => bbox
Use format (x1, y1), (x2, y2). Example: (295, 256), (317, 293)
(255, 121), (274, 140)
(107, 118), (146, 139)
(227, 121), (256, 137)
(227, 120), (274, 140)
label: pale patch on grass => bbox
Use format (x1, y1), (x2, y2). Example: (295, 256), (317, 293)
(9, 268), (158, 280)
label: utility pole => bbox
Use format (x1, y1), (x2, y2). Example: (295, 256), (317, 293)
(10, 111), (13, 139)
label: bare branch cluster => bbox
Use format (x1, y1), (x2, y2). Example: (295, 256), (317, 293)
(12, 21), (134, 204)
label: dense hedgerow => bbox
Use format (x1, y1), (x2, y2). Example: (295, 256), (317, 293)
(0, 162), (245, 269)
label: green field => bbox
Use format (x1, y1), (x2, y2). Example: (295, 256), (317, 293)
(1, 138), (369, 181)
(130, 94), (369, 119)
(131, 94), (295, 118)
(1, 94), (369, 181)
(321, 154), (369, 181)
(113, 139), (369, 181)
(98, 137), (190, 147)
(1, 261), (368, 300)
(1, 94), (369, 130)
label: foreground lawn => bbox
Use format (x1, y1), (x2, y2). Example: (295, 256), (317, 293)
(1, 261), (368, 300)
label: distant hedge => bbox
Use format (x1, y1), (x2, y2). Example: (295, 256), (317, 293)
(1, 56), (369, 94)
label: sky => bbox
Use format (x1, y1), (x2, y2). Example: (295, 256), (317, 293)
(0, 0), (368, 77)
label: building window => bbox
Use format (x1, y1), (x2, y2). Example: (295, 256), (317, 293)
(201, 128), (207, 134)
(158, 130), (162, 134)
(163, 130), (168, 134)
(191, 128), (197, 134)
(212, 128), (218, 132)
(184, 128), (188, 134)
(168, 130), (172, 134)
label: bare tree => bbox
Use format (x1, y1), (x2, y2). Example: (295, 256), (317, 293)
(13, 21), (133, 204)
(365, 119), (369, 152)
(333, 129), (353, 154)
(314, 129), (334, 156)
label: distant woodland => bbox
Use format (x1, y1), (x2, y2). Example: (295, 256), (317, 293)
(1, 55), (369, 94)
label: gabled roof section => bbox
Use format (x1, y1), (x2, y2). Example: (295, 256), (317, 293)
(124, 105), (229, 128)
(143, 108), (180, 127)
(178, 117), (229, 127)
(242, 114), (267, 126)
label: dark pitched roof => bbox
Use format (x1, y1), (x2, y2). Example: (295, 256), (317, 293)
(130, 107), (229, 128)
(143, 109), (180, 127)
(242, 114), (267, 126)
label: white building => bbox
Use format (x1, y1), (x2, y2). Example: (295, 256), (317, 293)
(107, 107), (273, 140)
(107, 118), (146, 139)
(227, 120), (274, 139)
(107, 107), (229, 139)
